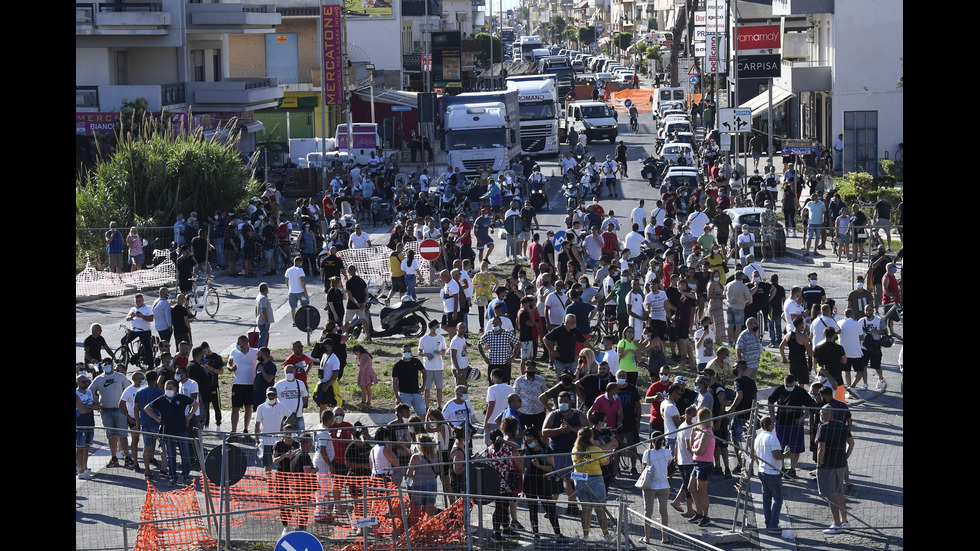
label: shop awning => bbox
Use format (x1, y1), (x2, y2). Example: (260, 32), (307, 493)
(577, 0), (589, 9)
(739, 85), (793, 118)
(354, 87), (419, 107)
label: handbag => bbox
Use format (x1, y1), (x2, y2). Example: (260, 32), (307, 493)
(634, 465), (656, 489)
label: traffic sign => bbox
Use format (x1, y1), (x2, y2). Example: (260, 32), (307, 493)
(275, 530), (324, 551)
(690, 75), (699, 86)
(718, 108), (752, 133)
(419, 239), (441, 261)
(295, 305), (321, 333)
(552, 230), (566, 252)
(688, 65), (700, 76)
(355, 516), (379, 528)
(624, 99), (633, 108)
(204, 444), (247, 486)
(391, 105), (413, 112)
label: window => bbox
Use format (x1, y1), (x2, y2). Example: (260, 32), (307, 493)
(114, 50), (129, 85)
(191, 50), (205, 82)
(842, 110), (878, 176)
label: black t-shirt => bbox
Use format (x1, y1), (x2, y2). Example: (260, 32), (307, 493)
(767, 385), (815, 425)
(188, 360), (210, 393)
(274, 439), (300, 472)
(346, 276), (367, 309)
(415, 199), (433, 220)
(851, 210), (868, 227)
(871, 253), (892, 282)
(289, 450), (315, 482)
(203, 353), (223, 393)
(176, 255), (196, 282)
(261, 224), (276, 249)
(816, 420), (850, 469)
(801, 285), (825, 312)
(874, 200), (891, 220)
(520, 208), (535, 231)
(578, 374), (613, 410)
(84, 335), (109, 362)
(664, 287), (681, 310)
(769, 284), (786, 315)
(616, 384), (643, 428)
(813, 340), (846, 383)
(392, 358), (425, 394)
(731, 376), (757, 413)
(542, 242), (555, 265)
(749, 282), (772, 312)
(147, 393), (195, 435)
(677, 388), (698, 417)
(172, 305), (191, 335)
(345, 440), (372, 475)
(518, 308), (535, 342)
(192, 235), (208, 263)
(327, 288), (345, 318)
(319, 253), (344, 280)
(545, 326), (585, 363)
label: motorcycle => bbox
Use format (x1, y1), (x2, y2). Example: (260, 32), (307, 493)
(641, 156), (669, 187)
(349, 294), (430, 339)
(528, 173), (549, 211)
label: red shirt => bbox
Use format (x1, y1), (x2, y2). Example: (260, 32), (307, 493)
(645, 381), (671, 424)
(881, 273), (901, 305)
(601, 232), (618, 255)
(528, 241), (542, 268)
(591, 393), (623, 423)
(329, 421), (355, 465)
(283, 353), (314, 385)
(322, 197), (335, 217)
(457, 220), (472, 245)
(661, 261), (674, 288)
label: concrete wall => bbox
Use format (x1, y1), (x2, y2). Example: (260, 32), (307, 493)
(77, 48), (110, 86)
(832, 0), (903, 157)
(129, 48), (180, 84)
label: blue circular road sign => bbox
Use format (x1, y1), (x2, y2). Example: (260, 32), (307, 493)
(553, 230), (567, 252)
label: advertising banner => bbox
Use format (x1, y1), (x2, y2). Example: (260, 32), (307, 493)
(321, 5), (344, 106)
(736, 25), (781, 50)
(736, 54), (781, 78)
(344, 0), (392, 19)
(432, 31), (462, 88)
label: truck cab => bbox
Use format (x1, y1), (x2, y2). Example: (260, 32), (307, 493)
(561, 101), (618, 144)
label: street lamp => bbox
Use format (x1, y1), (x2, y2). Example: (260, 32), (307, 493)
(366, 63), (376, 125)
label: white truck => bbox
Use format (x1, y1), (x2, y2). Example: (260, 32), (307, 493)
(558, 100), (619, 144)
(505, 75), (560, 157)
(442, 90), (521, 174)
(289, 138), (323, 168)
(333, 123), (381, 166)
(517, 35), (543, 62)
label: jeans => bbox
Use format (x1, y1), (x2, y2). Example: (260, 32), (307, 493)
(162, 433), (191, 481)
(760, 472), (784, 529)
(257, 323), (269, 348)
(214, 237), (225, 266)
(506, 234), (521, 259)
(399, 392), (426, 415)
(767, 315), (783, 344)
(405, 274), (417, 300)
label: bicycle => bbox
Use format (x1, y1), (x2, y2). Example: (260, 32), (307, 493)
(186, 275), (220, 318)
(114, 325), (158, 370)
(590, 311), (620, 348)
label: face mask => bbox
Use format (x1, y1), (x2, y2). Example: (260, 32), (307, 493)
(616, 378), (627, 386)
(754, 277), (761, 282)
(527, 441), (537, 449)
(165, 389), (176, 399)
(285, 373), (295, 382)
(103, 364), (113, 374)
(810, 279), (818, 286)
(819, 417), (828, 425)
(461, 393), (469, 401)
(785, 385), (794, 393)
(857, 282), (864, 289)
(713, 276), (720, 282)
(660, 375), (670, 382)
(890, 267), (898, 273)
(559, 403), (570, 412)
(236, 344), (242, 352)
(493, 326), (502, 332)
(403, 352), (412, 359)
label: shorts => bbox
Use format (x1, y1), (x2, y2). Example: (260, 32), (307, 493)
(650, 319), (668, 341)
(643, 487), (670, 513)
(677, 463), (694, 492)
(789, 360), (810, 385)
(774, 423), (805, 454)
(872, 218), (892, 231)
(806, 226), (821, 240)
(554, 360), (576, 375)
(576, 474), (607, 502)
(264, 248), (274, 260)
(289, 292), (310, 309)
(864, 350), (883, 370)
(130, 254), (143, 266)
(108, 253), (125, 271)
(817, 466), (846, 497)
(344, 308), (366, 325)
(552, 453), (573, 476)
(76, 426), (95, 448)
(714, 423), (730, 447)
(521, 341), (535, 360)
(476, 235), (493, 248)
(674, 324), (690, 340)
(391, 276), (407, 293)
(729, 415), (748, 444)
(726, 307), (745, 327)
(848, 356), (868, 372)
(442, 312), (462, 327)
(101, 409), (129, 440)
(232, 384), (254, 409)
(423, 369), (444, 389)
(692, 460), (714, 481)
(519, 231), (531, 241)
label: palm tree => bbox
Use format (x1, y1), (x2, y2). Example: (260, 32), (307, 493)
(552, 15), (567, 42)
(563, 27), (579, 49)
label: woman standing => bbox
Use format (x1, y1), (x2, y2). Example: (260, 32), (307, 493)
(617, 326), (640, 387)
(835, 209), (851, 262)
(575, 348), (599, 380)
(688, 407), (715, 526)
(484, 429), (522, 542)
(571, 427), (611, 540)
(326, 276), (345, 324)
(127, 227), (144, 271)
(641, 324), (669, 381)
(369, 426), (400, 485)
(521, 428), (563, 538)
(448, 426), (471, 495)
(351, 345), (377, 407)
(707, 269), (726, 344)
(406, 435), (441, 521)
(425, 408), (453, 503)
(782, 184), (798, 238)
(299, 223), (318, 276)
(640, 432), (673, 544)
(401, 249), (421, 301)
(674, 278), (697, 370)
(472, 259), (496, 332)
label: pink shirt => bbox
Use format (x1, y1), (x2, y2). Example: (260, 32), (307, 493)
(591, 393), (623, 423)
(528, 242), (542, 268)
(692, 427), (715, 463)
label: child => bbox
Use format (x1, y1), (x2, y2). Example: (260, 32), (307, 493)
(352, 345), (377, 407)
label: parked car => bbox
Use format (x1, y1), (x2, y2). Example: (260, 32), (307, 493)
(725, 207), (787, 258)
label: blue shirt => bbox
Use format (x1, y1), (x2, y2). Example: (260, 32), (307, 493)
(136, 386), (165, 426)
(474, 216), (492, 240)
(566, 301), (595, 334)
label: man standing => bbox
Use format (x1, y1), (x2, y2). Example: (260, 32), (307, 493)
(801, 273), (826, 313)
(544, 314), (586, 376)
(151, 287), (175, 345)
(479, 315), (521, 384)
(228, 335), (259, 435)
(143, 380), (197, 486)
(725, 274), (752, 345)
(92, 362), (133, 468)
(285, 256), (310, 326)
(802, 195), (827, 256)
(484, 369), (515, 444)
(105, 221), (126, 274)
(767, 374), (816, 478)
(392, 344), (427, 415)
(514, 363), (548, 433)
(123, 294), (155, 367)
(419, 319), (448, 408)
(726, 360), (757, 473)
(832, 134), (843, 173)
(881, 262), (902, 336)
(344, 265), (370, 341)
(255, 283), (275, 348)
(275, 364), (309, 431)
(449, 322), (471, 386)
(542, 391), (589, 516)
(753, 416), (785, 532)
(816, 406), (854, 534)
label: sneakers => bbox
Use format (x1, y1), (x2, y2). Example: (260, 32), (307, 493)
(698, 516), (711, 527)
(876, 379), (884, 390)
(859, 384), (868, 391)
(124, 456), (134, 469)
(489, 532), (504, 542)
(688, 514), (703, 523)
(280, 527), (291, 538)
(106, 457), (120, 468)
(823, 524), (844, 534)
(502, 527), (517, 536)
(78, 471), (95, 480)
(839, 521), (852, 529)
(509, 521), (524, 531)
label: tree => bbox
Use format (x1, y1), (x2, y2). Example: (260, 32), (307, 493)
(474, 32), (503, 66)
(552, 15), (567, 41)
(578, 26), (596, 46)
(538, 22), (553, 43)
(563, 27), (579, 49)
(614, 32), (633, 51)
(669, 2), (689, 86)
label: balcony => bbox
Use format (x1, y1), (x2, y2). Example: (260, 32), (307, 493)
(75, 83), (183, 113)
(775, 59), (832, 92)
(185, 78), (283, 112)
(186, 2), (280, 34)
(772, 0), (834, 16)
(76, 2), (171, 36)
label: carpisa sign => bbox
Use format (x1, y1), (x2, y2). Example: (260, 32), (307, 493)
(736, 54), (781, 79)
(736, 25), (781, 50)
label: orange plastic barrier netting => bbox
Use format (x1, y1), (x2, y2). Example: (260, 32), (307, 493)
(198, 472), (407, 538)
(609, 88), (657, 113)
(338, 497), (471, 551)
(135, 480), (218, 551)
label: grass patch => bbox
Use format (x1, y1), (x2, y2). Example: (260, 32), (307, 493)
(757, 350), (789, 388)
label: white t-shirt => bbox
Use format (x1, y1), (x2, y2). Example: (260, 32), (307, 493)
(676, 420), (695, 465)
(449, 335), (469, 371)
(650, 207), (667, 228)
(349, 232), (371, 249)
(419, 333), (447, 371)
(737, 233), (755, 257)
(810, 315), (841, 349)
(443, 399), (476, 428)
(179, 378), (200, 416)
(254, 401), (291, 445)
(600, 348), (619, 372)
(642, 448), (672, 490)
(742, 262), (766, 281)
(129, 305), (153, 332)
(838, 318), (865, 358)
(285, 266), (306, 293)
(629, 292), (645, 331)
(631, 207), (649, 228)
(754, 430), (783, 475)
(485, 383), (515, 423)
(441, 279), (460, 312)
(320, 353), (340, 384)
(274, 378), (309, 417)
(545, 291), (567, 326)
(624, 231), (645, 258)
(645, 291), (667, 321)
(460, 270), (473, 298)
(230, 347), (259, 385)
(661, 399), (680, 433)
(687, 211), (710, 237)
(401, 258), (419, 275)
(694, 327), (716, 365)
(783, 298), (804, 327)
(120, 383), (140, 418)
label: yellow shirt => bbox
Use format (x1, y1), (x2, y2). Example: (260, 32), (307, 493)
(573, 445), (608, 475)
(389, 252), (405, 277)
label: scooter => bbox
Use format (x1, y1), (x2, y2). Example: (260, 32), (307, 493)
(641, 156), (668, 187)
(349, 294), (430, 339)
